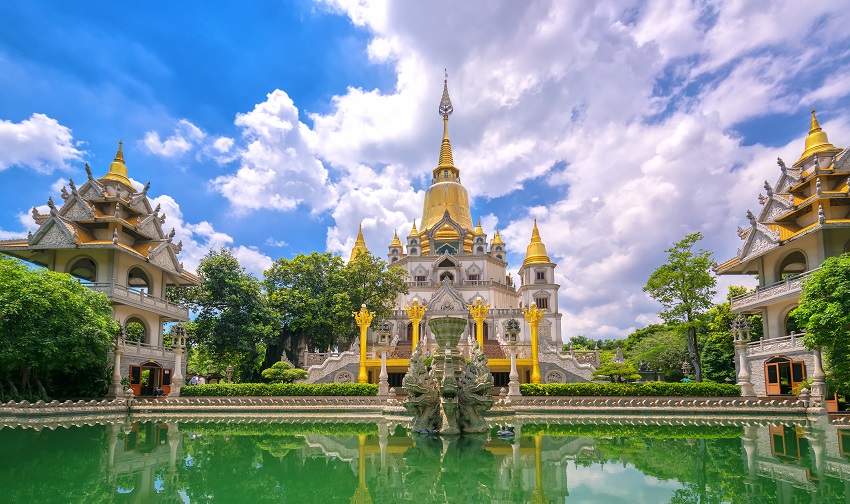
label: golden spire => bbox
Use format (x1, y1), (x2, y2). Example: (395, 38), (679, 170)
(796, 108), (839, 165)
(475, 218), (483, 234)
(437, 70), (456, 170)
(409, 219), (418, 237)
(492, 228), (504, 245)
(100, 140), (134, 190)
(523, 219), (551, 265)
(349, 223), (369, 262)
(390, 229), (402, 247)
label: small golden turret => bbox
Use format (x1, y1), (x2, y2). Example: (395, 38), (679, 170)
(349, 223), (369, 262)
(523, 219), (551, 265)
(390, 230), (402, 247)
(796, 108), (839, 165)
(492, 228), (504, 245)
(409, 220), (418, 237)
(475, 218), (484, 234)
(100, 141), (135, 189)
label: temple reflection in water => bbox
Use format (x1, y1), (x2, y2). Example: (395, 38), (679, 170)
(1, 416), (849, 503)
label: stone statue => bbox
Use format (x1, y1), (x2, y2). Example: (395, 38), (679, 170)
(457, 345), (494, 433)
(402, 345), (440, 432)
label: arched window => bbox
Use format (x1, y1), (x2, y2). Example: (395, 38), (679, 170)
(496, 254), (503, 260)
(391, 248), (398, 254)
(128, 267), (151, 294)
(778, 251), (807, 280)
(495, 246), (503, 252)
(125, 318), (147, 344)
(68, 257), (97, 283)
(439, 272), (454, 284)
(476, 246), (484, 253)
(409, 248), (417, 254)
(391, 257), (398, 263)
(784, 309), (800, 335)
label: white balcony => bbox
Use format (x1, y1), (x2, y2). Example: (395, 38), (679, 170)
(731, 269), (819, 312)
(745, 333), (808, 358)
(86, 282), (189, 319)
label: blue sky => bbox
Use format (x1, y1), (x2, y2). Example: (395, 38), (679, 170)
(1, 1), (850, 339)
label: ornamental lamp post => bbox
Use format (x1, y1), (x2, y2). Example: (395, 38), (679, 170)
(681, 359), (692, 378)
(405, 301), (426, 351)
(353, 304), (375, 383)
(523, 303), (545, 384)
(506, 318), (521, 396)
(225, 365), (233, 384)
(468, 297), (490, 348)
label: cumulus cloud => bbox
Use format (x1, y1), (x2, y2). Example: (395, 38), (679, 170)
(211, 90), (338, 214)
(0, 113), (83, 173)
(143, 119), (205, 158)
(149, 194), (272, 277)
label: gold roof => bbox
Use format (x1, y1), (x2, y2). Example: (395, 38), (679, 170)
(408, 220), (418, 237)
(349, 223), (369, 262)
(475, 218), (483, 234)
(523, 219), (551, 265)
(420, 74), (474, 233)
(795, 109), (840, 165)
(390, 230), (402, 247)
(100, 141), (135, 189)
(492, 228), (504, 245)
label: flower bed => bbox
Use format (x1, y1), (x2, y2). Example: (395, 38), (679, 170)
(181, 382), (378, 397)
(520, 382), (740, 397)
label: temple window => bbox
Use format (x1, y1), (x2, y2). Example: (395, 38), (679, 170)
(124, 318), (147, 343)
(476, 246), (484, 253)
(68, 257), (97, 283)
(391, 248), (398, 254)
(439, 272), (454, 284)
(778, 251), (807, 280)
(414, 275), (427, 283)
(536, 271), (546, 281)
(128, 267), (151, 295)
(535, 297), (549, 309)
(391, 257), (398, 263)
(468, 274), (480, 282)
(496, 254), (503, 260)
(409, 248), (417, 254)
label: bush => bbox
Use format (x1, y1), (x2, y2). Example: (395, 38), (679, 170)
(261, 361), (308, 383)
(519, 382), (740, 397)
(181, 382), (378, 397)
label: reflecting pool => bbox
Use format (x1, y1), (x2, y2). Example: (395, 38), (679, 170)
(1, 416), (848, 503)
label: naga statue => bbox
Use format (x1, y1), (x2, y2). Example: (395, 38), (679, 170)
(403, 317), (495, 435)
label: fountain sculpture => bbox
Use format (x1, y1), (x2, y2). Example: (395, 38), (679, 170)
(403, 317), (494, 434)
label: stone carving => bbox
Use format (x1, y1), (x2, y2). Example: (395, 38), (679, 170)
(334, 371), (354, 383)
(403, 317), (494, 435)
(545, 370), (566, 383)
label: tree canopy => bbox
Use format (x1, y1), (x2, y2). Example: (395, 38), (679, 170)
(0, 256), (117, 400)
(644, 232), (716, 381)
(793, 253), (850, 395)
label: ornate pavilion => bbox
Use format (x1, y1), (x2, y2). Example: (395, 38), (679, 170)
(717, 109), (846, 403)
(0, 144), (199, 397)
(306, 76), (597, 387)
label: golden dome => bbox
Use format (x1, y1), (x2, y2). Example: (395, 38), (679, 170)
(100, 141), (135, 189)
(390, 230), (402, 247)
(475, 218), (483, 234)
(420, 74), (473, 233)
(492, 228), (504, 245)
(795, 109), (839, 165)
(523, 219), (551, 265)
(349, 224), (369, 262)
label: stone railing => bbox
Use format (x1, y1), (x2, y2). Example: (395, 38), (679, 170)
(87, 282), (189, 319)
(120, 340), (175, 360)
(132, 396), (384, 413)
(0, 398), (126, 418)
(731, 269), (819, 311)
(746, 333), (808, 357)
(505, 396), (809, 414)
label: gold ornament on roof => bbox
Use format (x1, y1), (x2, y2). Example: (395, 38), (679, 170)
(349, 223), (369, 262)
(390, 230), (402, 247)
(101, 140), (135, 190)
(475, 218), (483, 234)
(492, 228), (504, 245)
(523, 219), (551, 265)
(796, 108), (839, 165)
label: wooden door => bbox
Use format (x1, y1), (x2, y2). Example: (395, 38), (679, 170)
(765, 362), (781, 395)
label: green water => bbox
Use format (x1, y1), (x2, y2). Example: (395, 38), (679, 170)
(1, 418), (848, 503)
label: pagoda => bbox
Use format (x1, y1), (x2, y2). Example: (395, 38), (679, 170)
(716, 109), (846, 401)
(305, 75), (596, 387)
(0, 142), (200, 397)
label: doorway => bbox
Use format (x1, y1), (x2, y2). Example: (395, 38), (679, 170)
(129, 361), (172, 396)
(765, 356), (805, 395)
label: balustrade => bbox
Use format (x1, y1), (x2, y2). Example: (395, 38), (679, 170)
(731, 269), (819, 311)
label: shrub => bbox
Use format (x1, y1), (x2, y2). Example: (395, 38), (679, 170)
(519, 382), (740, 397)
(181, 382), (378, 397)
(261, 361), (308, 383)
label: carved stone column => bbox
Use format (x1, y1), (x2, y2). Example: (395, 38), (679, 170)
(354, 305), (375, 383)
(810, 347), (827, 401)
(731, 315), (756, 397)
(168, 323), (187, 397)
(378, 347), (389, 397)
(468, 297), (490, 348)
(406, 301), (426, 352)
(524, 304), (545, 384)
(108, 327), (125, 398)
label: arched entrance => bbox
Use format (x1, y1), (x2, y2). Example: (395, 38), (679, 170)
(765, 356), (806, 395)
(129, 360), (172, 396)
(67, 257), (97, 283)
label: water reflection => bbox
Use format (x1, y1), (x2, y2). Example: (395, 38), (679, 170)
(0, 415), (848, 503)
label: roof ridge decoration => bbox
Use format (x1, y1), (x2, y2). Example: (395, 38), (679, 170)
(428, 275), (468, 312)
(795, 108), (840, 166)
(100, 140), (135, 190)
(349, 223), (369, 262)
(437, 71), (456, 170)
(523, 219), (551, 266)
(409, 219), (419, 237)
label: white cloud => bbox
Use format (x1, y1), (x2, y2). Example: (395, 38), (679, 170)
(143, 119), (205, 158)
(149, 194), (272, 278)
(0, 113), (83, 173)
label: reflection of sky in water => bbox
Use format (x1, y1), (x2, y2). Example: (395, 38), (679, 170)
(566, 462), (682, 504)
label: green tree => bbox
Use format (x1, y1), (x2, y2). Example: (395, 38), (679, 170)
(792, 253), (850, 396)
(260, 361), (307, 383)
(0, 256), (117, 400)
(631, 329), (687, 381)
(182, 249), (279, 382)
(591, 362), (641, 382)
(644, 232), (716, 381)
(699, 285), (762, 383)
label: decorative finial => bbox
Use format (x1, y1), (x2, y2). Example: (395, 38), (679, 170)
(114, 140), (124, 163)
(85, 162), (93, 180)
(439, 70), (453, 117)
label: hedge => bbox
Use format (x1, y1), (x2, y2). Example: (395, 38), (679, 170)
(182, 422), (379, 437)
(180, 382), (378, 397)
(519, 382), (740, 397)
(520, 423), (743, 439)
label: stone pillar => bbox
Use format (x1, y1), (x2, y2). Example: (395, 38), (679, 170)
(524, 304), (545, 384)
(810, 347), (827, 401)
(169, 323), (187, 397)
(508, 345), (521, 396)
(351, 434), (372, 503)
(354, 305), (374, 384)
(107, 423), (120, 478)
(378, 421), (389, 474)
(378, 348), (389, 396)
(530, 434), (548, 503)
(108, 328), (125, 398)
(406, 301), (426, 351)
(468, 297), (490, 348)
(731, 315), (756, 397)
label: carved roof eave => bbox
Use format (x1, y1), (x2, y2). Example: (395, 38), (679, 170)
(428, 279), (468, 309)
(28, 215), (77, 246)
(424, 210), (467, 242)
(431, 252), (461, 269)
(58, 194), (95, 221)
(79, 176), (105, 200)
(736, 223), (780, 262)
(758, 193), (795, 223)
(148, 241), (184, 273)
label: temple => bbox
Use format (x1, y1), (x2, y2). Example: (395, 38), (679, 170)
(306, 75), (597, 386)
(717, 109), (846, 403)
(0, 143), (200, 397)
